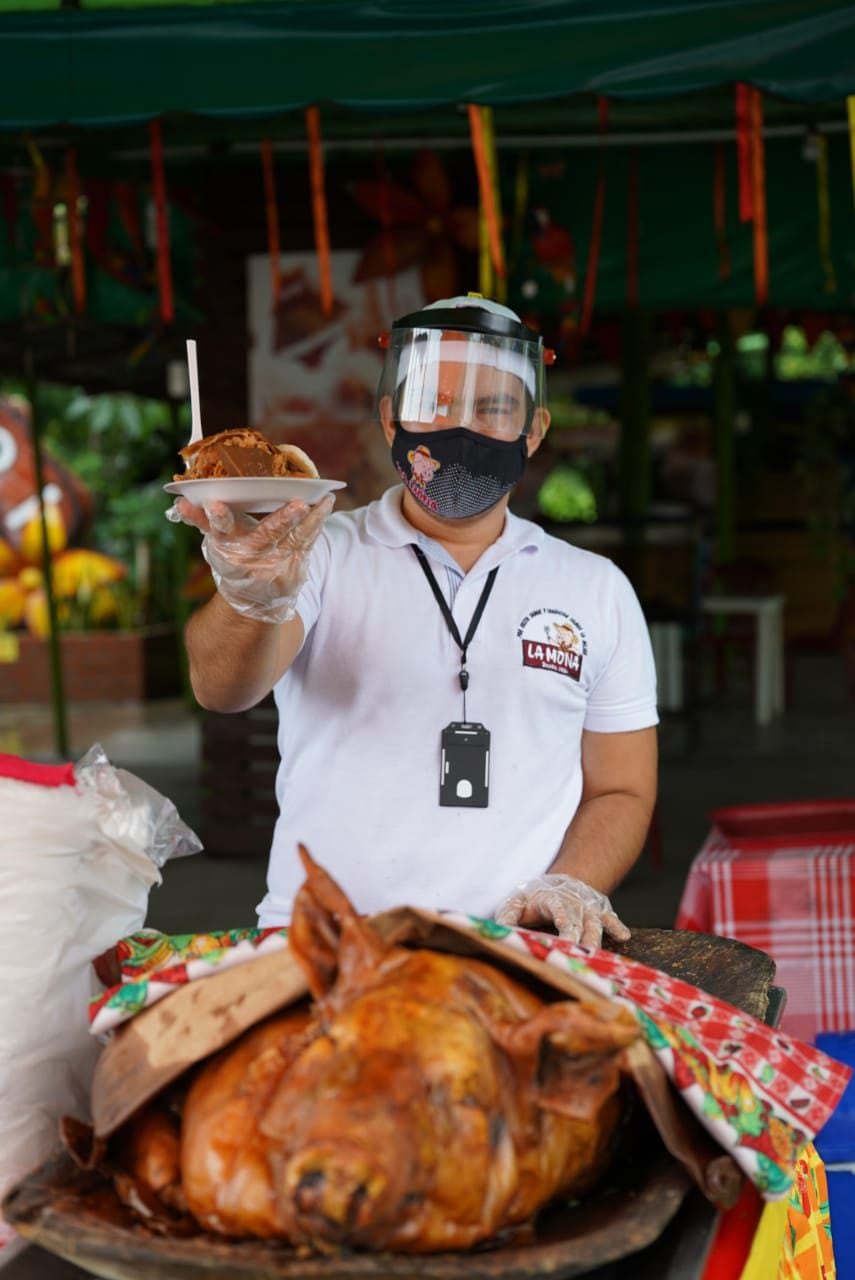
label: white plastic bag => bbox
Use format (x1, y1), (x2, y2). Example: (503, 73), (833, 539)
(0, 743), (201, 1247)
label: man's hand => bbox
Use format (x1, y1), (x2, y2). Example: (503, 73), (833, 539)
(495, 873), (631, 948)
(167, 493), (334, 624)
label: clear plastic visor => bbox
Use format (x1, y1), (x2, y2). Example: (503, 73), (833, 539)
(376, 328), (546, 439)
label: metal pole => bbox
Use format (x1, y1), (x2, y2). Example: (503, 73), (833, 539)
(24, 350), (69, 759)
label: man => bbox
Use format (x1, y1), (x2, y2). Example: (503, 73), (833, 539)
(171, 296), (658, 947)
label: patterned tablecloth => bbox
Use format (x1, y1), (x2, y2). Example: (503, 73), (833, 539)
(676, 821), (855, 1045)
(89, 916), (852, 1205)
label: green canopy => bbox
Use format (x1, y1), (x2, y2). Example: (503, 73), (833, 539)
(3, 0), (855, 130)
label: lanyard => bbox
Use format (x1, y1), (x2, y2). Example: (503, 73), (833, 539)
(411, 545), (499, 720)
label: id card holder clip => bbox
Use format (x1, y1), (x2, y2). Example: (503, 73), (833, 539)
(440, 722), (490, 808)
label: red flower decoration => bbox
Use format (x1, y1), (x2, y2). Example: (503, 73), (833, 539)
(352, 150), (479, 301)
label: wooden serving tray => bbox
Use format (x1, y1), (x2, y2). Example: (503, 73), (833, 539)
(2, 929), (777, 1280)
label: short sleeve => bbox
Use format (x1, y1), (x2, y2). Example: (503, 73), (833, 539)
(583, 564), (659, 732)
(293, 530), (332, 645)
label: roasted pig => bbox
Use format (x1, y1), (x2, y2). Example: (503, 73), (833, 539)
(109, 850), (640, 1252)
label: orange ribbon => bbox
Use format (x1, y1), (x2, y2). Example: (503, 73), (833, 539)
(65, 149), (85, 314)
(626, 145), (639, 308)
(148, 120), (174, 325)
(305, 106), (333, 317)
(467, 104), (505, 282)
(260, 140), (282, 310)
(714, 141), (731, 281)
(580, 97), (609, 335)
(735, 84), (754, 223)
(749, 88), (768, 306)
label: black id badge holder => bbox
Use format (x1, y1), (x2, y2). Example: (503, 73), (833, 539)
(410, 545), (498, 811)
(440, 722), (490, 808)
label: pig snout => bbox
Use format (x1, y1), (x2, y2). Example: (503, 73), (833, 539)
(282, 1144), (395, 1239)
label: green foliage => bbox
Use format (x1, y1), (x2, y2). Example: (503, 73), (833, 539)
(3, 378), (190, 626)
(538, 464), (598, 524)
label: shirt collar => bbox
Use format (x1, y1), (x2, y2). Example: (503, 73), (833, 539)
(365, 485), (544, 570)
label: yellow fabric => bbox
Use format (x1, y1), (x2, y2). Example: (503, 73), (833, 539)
(740, 1198), (789, 1280)
(740, 1143), (834, 1280)
(848, 97), (855, 208)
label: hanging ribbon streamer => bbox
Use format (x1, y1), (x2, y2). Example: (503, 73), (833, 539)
(749, 88), (768, 307)
(467, 104), (505, 288)
(26, 137), (53, 266)
(260, 140), (282, 310)
(476, 108), (493, 297)
(375, 144), (397, 316)
(847, 98), (855, 208)
(305, 106), (333, 318)
(735, 84), (754, 223)
(580, 97), (609, 336)
(482, 106), (506, 303)
(816, 135), (836, 295)
(148, 120), (174, 325)
(626, 146), (639, 309)
(713, 141), (732, 281)
(64, 149), (86, 315)
(510, 149), (529, 275)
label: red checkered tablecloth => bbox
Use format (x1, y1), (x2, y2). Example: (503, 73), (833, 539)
(675, 824), (855, 1044)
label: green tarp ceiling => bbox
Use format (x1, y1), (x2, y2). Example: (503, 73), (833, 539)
(2, 0), (855, 130)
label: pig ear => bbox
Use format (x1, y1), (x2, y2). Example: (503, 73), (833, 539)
(488, 1000), (639, 1123)
(288, 845), (388, 1000)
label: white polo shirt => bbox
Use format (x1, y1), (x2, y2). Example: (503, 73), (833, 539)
(257, 486), (658, 926)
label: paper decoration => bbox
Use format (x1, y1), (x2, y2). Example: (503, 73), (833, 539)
(580, 97), (609, 335)
(305, 107), (333, 317)
(816, 135), (837, 295)
(467, 104), (505, 285)
(148, 121), (174, 324)
(735, 84), (754, 223)
(714, 141), (732, 281)
(260, 140), (282, 310)
(749, 88), (768, 307)
(64, 150), (85, 315)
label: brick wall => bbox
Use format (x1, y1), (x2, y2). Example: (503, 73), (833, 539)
(0, 627), (182, 703)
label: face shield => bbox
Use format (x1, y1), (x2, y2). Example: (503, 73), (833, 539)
(376, 302), (553, 441)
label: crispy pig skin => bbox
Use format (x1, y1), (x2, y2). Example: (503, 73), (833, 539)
(114, 849), (639, 1252)
(180, 1005), (316, 1237)
(177, 429), (318, 480)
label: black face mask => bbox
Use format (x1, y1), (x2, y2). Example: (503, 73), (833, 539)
(391, 424), (528, 520)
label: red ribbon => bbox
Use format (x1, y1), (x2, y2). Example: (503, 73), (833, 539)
(467, 104), (506, 280)
(626, 145), (639, 308)
(260, 140), (282, 310)
(305, 107), (333, 317)
(714, 141), (732, 281)
(65, 149), (86, 315)
(735, 83), (754, 224)
(580, 97), (609, 335)
(750, 88), (768, 306)
(148, 120), (174, 325)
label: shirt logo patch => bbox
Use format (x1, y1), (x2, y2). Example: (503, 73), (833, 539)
(517, 609), (587, 681)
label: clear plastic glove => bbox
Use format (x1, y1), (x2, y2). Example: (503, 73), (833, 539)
(495, 873), (631, 948)
(166, 494), (334, 624)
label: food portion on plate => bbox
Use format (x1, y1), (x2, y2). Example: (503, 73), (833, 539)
(165, 428), (345, 513)
(177, 428), (319, 481)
